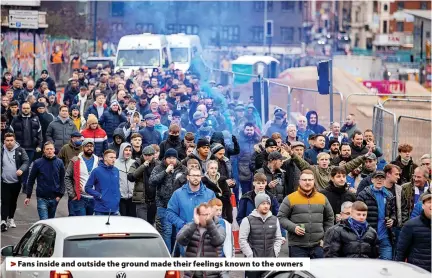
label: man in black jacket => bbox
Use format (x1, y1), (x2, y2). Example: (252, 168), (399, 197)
(395, 194), (431, 272)
(323, 201), (379, 258)
(357, 171), (396, 260)
(159, 124), (185, 160)
(139, 113), (161, 147)
(1, 133), (30, 231)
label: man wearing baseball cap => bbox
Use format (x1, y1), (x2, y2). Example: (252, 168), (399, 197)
(65, 139), (98, 216)
(58, 132), (83, 169)
(256, 151), (287, 205)
(395, 193), (431, 271)
(253, 138), (278, 171)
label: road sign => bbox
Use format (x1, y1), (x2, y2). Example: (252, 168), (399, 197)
(9, 10), (39, 29)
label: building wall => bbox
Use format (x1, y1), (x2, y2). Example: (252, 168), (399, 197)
(389, 0), (430, 33)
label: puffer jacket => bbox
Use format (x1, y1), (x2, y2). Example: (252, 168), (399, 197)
(391, 156), (418, 186)
(320, 181), (356, 218)
(114, 143), (135, 199)
(176, 220), (225, 278)
(149, 160), (187, 208)
(81, 126), (108, 157)
(159, 136), (186, 160)
(99, 108), (127, 139)
(323, 219), (379, 258)
(291, 153), (366, 191)
(237, 133), (260, 182)
(277, 187), (334, 247)
(10, 112), (43, 150)
(356, 186), (396, 241)
(256, 165), (286, 204)
(395, 212), (431, 272)
(128, 157), (159, 204)
(236, 190), (279, 225)
(46, 117), (78, 152)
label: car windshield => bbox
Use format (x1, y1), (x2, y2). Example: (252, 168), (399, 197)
(86, 60), (112, 69)
(116, 50), (160, 67)
(63, 237), (168, 257)
(170, 48), (189, 63)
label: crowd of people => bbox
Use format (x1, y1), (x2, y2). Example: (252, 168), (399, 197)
(1, 63), (431, 277)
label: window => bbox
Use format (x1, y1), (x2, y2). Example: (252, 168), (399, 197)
(281, 27), (295, 42)
(298, 27), (303, 41)
(251, 26), (264, 43)
(426, 31), (431, 39)
(167, 24), (178, 34)
(383, 4), (388, 11)
(397, 1), (404, 10)
(421, 1), (428, 9)
(254, 1), (273, 12)
(166, 24), (199, 35)
(396, 22), (404, 32)
(116, 50), (160, 67)
(211, 26), (240, 43)
(33, 226), (56, 257)
(111, 1), (124, 17)
(281, 1), (295, 11)
(14, 225), (43, 257)
(135, 23), (154, 33)
(298, 1), (303, 11)
(111, 23), (123, 32)
(383, 21), (388, 34)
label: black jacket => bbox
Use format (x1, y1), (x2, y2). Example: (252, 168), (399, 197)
(36, 77), (56, 92)
(36, 111), (54, 143)
(395, 212), (431, 272)
(390, 156), (418, 185)
(256, 165), (286, 204)
(202, 175), (233, 223)
(323, 219), (379, 258)
(159, 136), (186, 161)
(210, 131), (240, 159)
(10, 112), (43, 150)
(321, 181), (356, 218)
(357, 186), (396, 241)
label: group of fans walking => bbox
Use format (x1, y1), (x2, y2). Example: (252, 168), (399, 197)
(1, 64), (431, 277)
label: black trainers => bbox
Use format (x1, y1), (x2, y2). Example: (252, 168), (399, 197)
(1, 221), (7, 232)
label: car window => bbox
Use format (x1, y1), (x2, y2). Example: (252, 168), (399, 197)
(32, 226), (56, 257)
(63, 237), (168, 257)
(14, 225), (43, 257)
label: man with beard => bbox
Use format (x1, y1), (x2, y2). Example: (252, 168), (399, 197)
(63, 79), (80, 107)
(35, 69), (56, 92)
(65, 139), (98, 216)
(128, 146), (160, 224)
(328, 138), (340, 164)
(331, 142), (353, 166)
(17, 80), (39, 105)
(159, 124), (185, 160)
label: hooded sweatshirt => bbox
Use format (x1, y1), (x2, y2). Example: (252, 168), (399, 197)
(190, 148), (212, 173)
(306, 110), (326, 134)
(115, 143), (135, 199)
(108, 128), (126, 157)
(2, 144), (19, 183)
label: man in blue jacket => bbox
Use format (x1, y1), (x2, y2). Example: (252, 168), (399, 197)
(24, 141), (65, 220)
(85, 149), (121, 215)
(166, 167), (215, 255)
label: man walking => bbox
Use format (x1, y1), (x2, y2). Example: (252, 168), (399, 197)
(25, 141), (65, 220)
(85, 149), (121, 215)
(1, 133), (30, 231)
(115, 143), (136, 217)
(278, 169), (334, 258)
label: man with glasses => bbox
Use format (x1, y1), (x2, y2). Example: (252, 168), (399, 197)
(10, 101), (43, 192)
(24, 141), (65, 220)
(167, 167), (216, 256)
(278, 169), (334, 258)
(65, 139), (98, 216)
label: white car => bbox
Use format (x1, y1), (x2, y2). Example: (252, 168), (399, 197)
(1, 216), (177, 278)
(264, 258), (431, 278)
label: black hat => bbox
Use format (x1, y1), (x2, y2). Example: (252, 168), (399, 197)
(164, 148), (178, 159)
(372, 171), (386, 179)
(268, 151), (283, 161)
(41, 69), (48, 75)
(197, 138), (210, 149)
(70, 132), (82, 138)
(153, 68), (159, 73)
(171, 85), (179, 90)
(35, 102), (45, 109)
(172, 110), (181, 117)
(265, 138), (277, 148)
(180, 95), (190, 102)
(328, 138), (340, 147)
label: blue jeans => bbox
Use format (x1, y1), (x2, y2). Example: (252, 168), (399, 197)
(157, 207), (172, 253)
(379, 237), (393, 260)
(289, 245), (324, 258)
(94, 211), (119, 216)
(71, 197), (95, 216)
(37, 198), (58, 220)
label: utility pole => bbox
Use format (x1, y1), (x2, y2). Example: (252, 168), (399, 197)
(93, 1), (98, 55)
(263, 0), (267, 49)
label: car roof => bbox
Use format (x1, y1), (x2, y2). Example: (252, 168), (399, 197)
(309, 259), (430, 278)
(35, 216), (160, 238)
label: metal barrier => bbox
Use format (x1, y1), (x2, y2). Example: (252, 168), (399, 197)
(382, 98), (432, 124)
(395, 115), (432, 161)
(372, 105), (397, 162)
(344, 93), (430, 121)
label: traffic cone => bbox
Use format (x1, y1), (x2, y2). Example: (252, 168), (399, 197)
(230, 191), (241, 254)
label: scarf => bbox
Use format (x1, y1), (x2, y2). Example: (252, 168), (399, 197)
(348, 217), (368, 239)
(401, 157), (410, 166)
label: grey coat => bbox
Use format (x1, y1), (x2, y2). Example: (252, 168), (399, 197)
(46, 117), (78, 152)
(176, 220), (226, 278)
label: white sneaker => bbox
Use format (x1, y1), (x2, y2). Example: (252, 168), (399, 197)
(7, 218), (16, 228)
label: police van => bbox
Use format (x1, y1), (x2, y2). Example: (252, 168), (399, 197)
(166, 33), (202, 72)
(115, 33), (172, 76)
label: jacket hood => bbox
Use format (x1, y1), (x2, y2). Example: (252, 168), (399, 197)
(250, 209), (273, 221)
(112, 128), (126, 141)
(210, 131), (225, 146)
(192, 148), (212, 162)
(118, 142), (132, 161)
(129, 111), (142, 124)
(306, 110), (319, 126)
(3, 143), (19, 152)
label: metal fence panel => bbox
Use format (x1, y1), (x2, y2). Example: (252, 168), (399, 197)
(372, 105), (397, 162)
(395, 116), (432, 161)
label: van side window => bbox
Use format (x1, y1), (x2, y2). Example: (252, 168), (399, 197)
(162, 48), (169, 67)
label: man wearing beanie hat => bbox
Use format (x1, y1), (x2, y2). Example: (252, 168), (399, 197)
(185, 111), (206, 134)
(239, 192), (283, 264)
(327, 138), (340, 163)
(70, 104), (84, 131)
(36, 69), (56, 92)
(99, 99), (127, 142)
(183, 138), (212, 173)
(253, 138), (279, 171)
(149, 148), (187, 252)
(81, 114), (108, 157)
(256, 151), (287, 204)
(65, 139), (98, 216)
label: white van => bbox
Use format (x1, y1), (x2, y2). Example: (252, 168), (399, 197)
(166, 33), (202, 72)
(115, 33), (171, 76)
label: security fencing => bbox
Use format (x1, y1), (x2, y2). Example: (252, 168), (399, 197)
(372, 105), (398, 162)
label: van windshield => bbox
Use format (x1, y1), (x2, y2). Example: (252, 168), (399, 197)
(116, 50), (160, 67)
(170, 48), (189, 63)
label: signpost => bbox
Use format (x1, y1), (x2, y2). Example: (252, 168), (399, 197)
(9, 10), (39, 29)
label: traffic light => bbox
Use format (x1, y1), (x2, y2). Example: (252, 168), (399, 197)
(317, 60), (330, 95)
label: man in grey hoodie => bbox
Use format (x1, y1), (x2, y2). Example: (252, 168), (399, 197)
(115, 142), (136, 217)
(182, 138), (212, 173)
